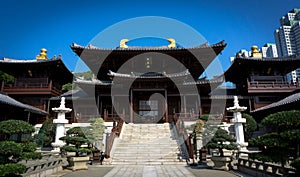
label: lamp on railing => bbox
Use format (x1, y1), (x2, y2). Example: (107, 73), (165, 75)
(76, 112), (81, 119)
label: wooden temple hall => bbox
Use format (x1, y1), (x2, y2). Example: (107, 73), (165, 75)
(71, 39), (227, 123)
(1, 38), (300, 124)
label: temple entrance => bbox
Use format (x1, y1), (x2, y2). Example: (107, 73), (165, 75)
(131, 89), (167, 123)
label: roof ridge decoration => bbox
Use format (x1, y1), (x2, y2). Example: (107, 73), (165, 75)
(119, 38), (177, 49)
(36, 48), (48, 61)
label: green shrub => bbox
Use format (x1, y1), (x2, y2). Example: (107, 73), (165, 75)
(291, 157), (300, 173)
(0, 163), (26, 176)
(0, 120), (41, 176)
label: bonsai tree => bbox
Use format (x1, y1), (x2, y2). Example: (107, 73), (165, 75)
(0, 120), (42, 176)
(242, 113), (258, 141)
(89, 118), (105, 151)
(205, 128), (237, 156)
(249, 110), (300, 171)
(60, 127), (93, 157)
(34, 118), (56, 147)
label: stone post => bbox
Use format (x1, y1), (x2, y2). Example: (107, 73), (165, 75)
(226, 96), (248, 153)
(51, 97), (72, 152)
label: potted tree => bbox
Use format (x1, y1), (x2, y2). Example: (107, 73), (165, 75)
(60, 127), (93, 170)
(89, 118), (105, 162)
(205, 128), (237, 171)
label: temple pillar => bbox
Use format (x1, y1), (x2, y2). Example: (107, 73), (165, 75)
(165, 89), (168, 123)
(130, 89), (133, 123)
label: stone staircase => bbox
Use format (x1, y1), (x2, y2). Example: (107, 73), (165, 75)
(110, 123), (186, 165)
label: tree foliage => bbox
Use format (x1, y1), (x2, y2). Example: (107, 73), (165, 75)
(34, 118), (56, 147)
(74, 71), (94, 80)
(62, 83), (73, 91)
(89, 118), (105, 150)
(242, 113), (258, 140)
(0, 120), (41, 176)
(249, 110), (300, 169)
(0, 120), (35, 136)
(0, 70), (14, 84)
(0, 163), (26, 177)
(205, 128), (237, 156)
(60, 127), (93, 156)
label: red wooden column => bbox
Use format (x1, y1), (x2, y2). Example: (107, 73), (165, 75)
(164, 89), (168, 123)
(130, 89), (133, 123)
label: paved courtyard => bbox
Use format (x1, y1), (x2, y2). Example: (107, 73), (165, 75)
(49, 164), (247, 177)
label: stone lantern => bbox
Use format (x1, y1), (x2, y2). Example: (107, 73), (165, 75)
(51, 97), (72, 152)
(226, 96), (248, 152)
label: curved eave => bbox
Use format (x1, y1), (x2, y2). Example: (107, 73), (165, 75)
(251, 92), (300, 114)
(74, 78), (112, 86)
(224, 57), (300, 83)
(108, 70), (191, 79)
(0, 93), (48, 115)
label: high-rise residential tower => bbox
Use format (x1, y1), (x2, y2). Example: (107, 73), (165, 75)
(274, 8), (300, 84)
(261, 43), (278, 58)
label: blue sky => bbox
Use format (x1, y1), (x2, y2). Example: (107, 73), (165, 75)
(0, 0), (299, 73)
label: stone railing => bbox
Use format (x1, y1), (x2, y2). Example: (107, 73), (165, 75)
(237, 157), (296, 177)
(105, 117), (124, 158)
(21, 153), (65, 177)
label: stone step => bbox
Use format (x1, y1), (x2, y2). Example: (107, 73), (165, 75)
(116, 143), (178, 147)
(110, 123), (183, 165)
(112, 153), (179, 158)
(113, 149), (179, 154)
(120, 139), (176, 142)
(111, 160), (186, 165)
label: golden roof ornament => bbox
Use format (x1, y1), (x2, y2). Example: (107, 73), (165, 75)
(250, 45), (262, 59)
(167, 38), (176, 48)
(120, 39), (129, 48)
(36, 48), (48, 61)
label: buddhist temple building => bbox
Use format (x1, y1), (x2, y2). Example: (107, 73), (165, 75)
(0, 49), (73, 124)
(71, 39), (227, 124)
(225, 46), (300, 120)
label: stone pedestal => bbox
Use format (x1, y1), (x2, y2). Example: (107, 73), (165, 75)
(211, 156), (232, 171)
(227, 96), (248, 154)
(67, 156), (89, 171)
(51, 97), (72, 152)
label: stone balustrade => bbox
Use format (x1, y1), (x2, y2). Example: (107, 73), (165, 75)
(21, 153), (66, 177)
(237, 157), (296, 177)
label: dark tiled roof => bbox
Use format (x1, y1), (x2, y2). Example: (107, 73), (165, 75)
(0, 58), (73, 83)
(71, 40), (226, 51)
(70, 40), (227, 81)
(224, 56), (300, 83)
(251, 92), (300, 113)
(0, 93), (48, 115)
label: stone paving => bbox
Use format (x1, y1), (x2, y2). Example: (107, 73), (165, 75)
(50, 164), (246, 177)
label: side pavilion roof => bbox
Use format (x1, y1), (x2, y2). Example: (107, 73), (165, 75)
(0, 58), (73, 84)
(224, 56), (300, 83)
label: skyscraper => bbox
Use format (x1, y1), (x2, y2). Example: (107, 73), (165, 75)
(261, 43), (278, 58)
(274, 8), (300, 84)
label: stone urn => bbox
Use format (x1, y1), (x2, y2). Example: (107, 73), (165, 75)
(211, 156), (232, 171)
